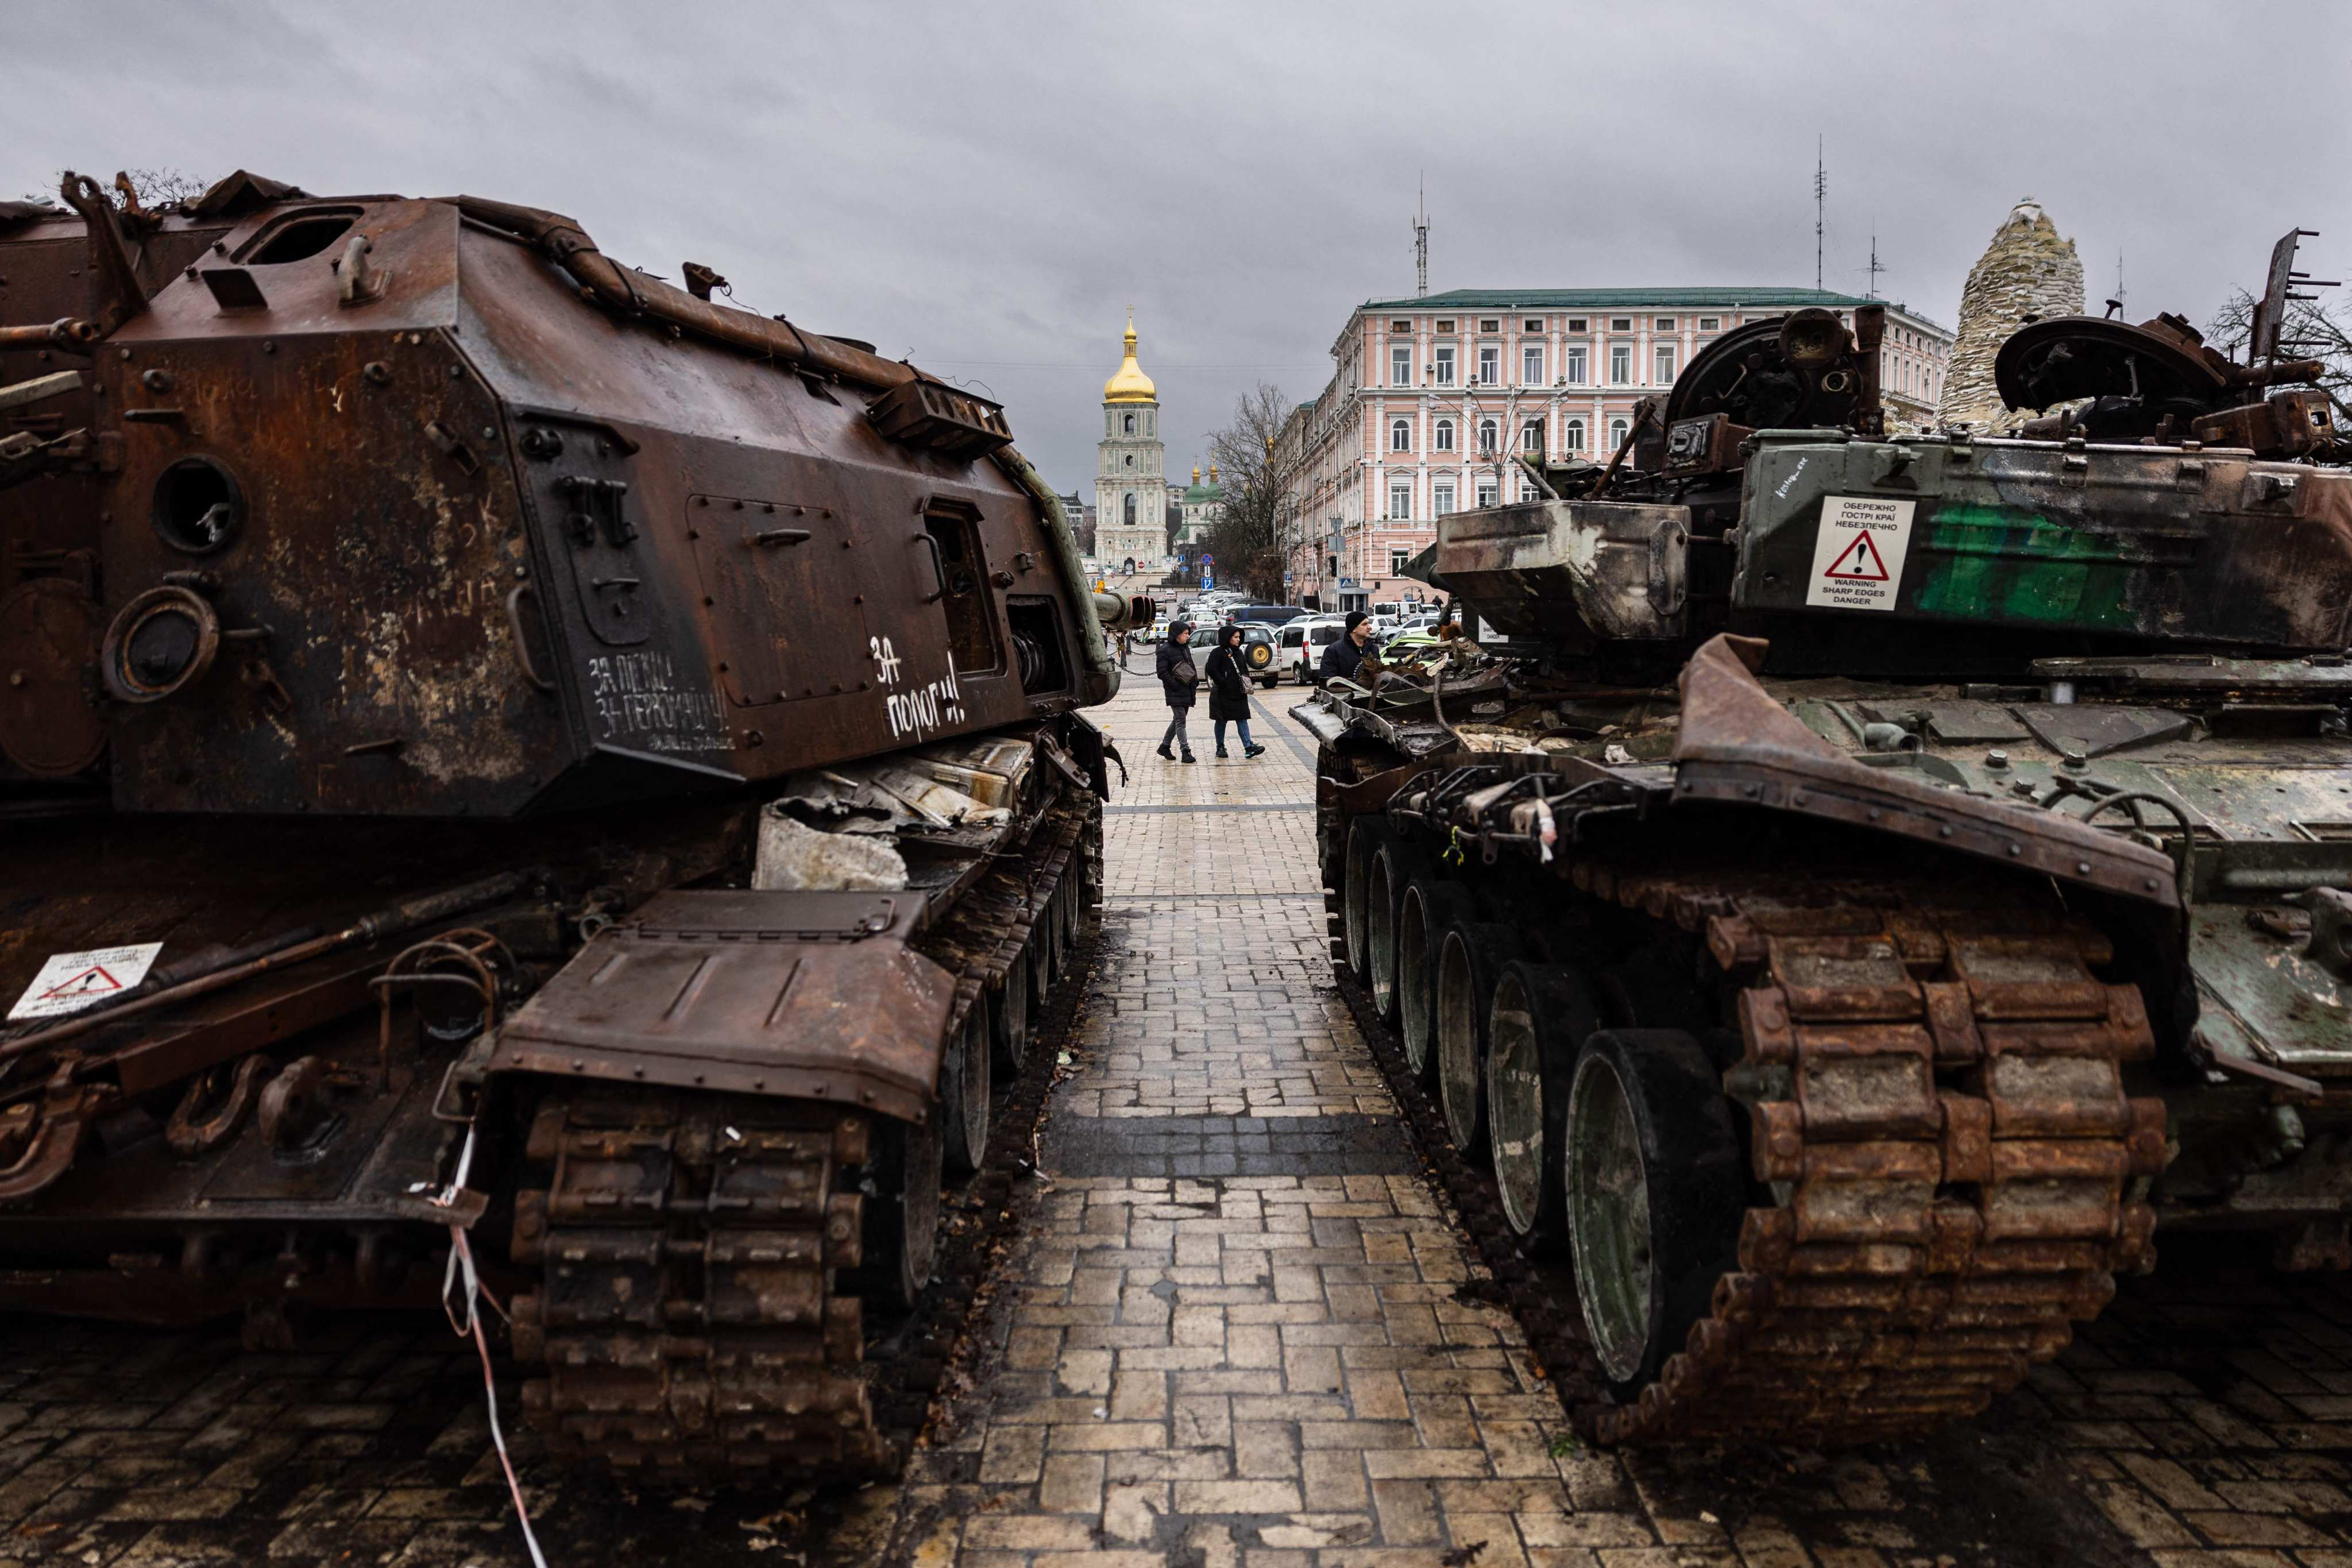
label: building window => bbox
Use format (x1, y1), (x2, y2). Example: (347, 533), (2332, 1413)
(1434, 481), (1456, 515)
(1654, 345), (1676, 384)
(1434, 346), (1455, 386)
(1123, 492), (1137, 525)
(1391, 346), (1411, 385)
(1566, 317), (1587, 332)
(1390, 417), (1411, 452)
(1611, 317), (1632, 331)
(1123, 414), (1136, 434)
(1521, 419), (1543, 453)
(1124, 454), (1135, 467)
(1389, 483), (1412, 520)
(1654, 316), (1675, 331)
(1435, 318), (1455, 333)
(1478, 346), (1499, 384)
(1476, 480), (1499, 508)
(1608, 416), (1629, 451)
(1477, 418), (1499, 453)
(1524, 317), (1543, 333)
(1479, 318), (1500, 332)
(1390, 548), (1411, 576)
(1610, 345), (1631, 384)
(1390, 318), (1412, 332)
(1522, 345), (1544, 384)
(1565, 345), (1588, 385)
(1698, 316), (1720, 331)
(1434, 418), (1455, 451)
(1564, 418), (1585, 453)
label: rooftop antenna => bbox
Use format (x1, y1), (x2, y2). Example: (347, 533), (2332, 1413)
(1413, 174), (1430, 298)
(1813, 137), (1826, 292)
(1863, 229), (1884, 300)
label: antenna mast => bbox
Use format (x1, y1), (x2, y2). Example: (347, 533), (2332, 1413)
(1864, 231), (1884, 299)
(1814, 138), (1826, 291)
(1413, 175), (1429, 298)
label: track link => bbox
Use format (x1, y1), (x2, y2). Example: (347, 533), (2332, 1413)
(1337, 849), (2167, 1449)
(509, 790), (1101, 1483)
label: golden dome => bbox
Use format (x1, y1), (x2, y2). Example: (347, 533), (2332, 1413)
(1103, 311), (1157, 404)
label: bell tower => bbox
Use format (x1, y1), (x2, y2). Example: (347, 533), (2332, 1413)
(1093, 310), (1164, 576)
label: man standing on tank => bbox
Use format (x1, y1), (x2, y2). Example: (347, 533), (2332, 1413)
(1155, 620), (1198, 763)
(1203, 623), (1266, 760)
(1319, 611), (1373, 685)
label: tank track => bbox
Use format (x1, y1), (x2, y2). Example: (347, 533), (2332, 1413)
(1333, 848), (2167, 1448)
(509, 793), (1099, 1481)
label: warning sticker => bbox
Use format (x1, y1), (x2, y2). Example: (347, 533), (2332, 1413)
(1805, 495), (1915, 611)
(8, 943), (163, 1022)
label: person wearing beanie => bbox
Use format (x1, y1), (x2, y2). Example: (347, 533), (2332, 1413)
(1154, 620), (1198, 762)
(1203, 623), (1267, 760)
(1318, 611), (1373, 685)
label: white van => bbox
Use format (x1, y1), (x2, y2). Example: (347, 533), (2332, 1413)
(1278, 616), (1347, 683)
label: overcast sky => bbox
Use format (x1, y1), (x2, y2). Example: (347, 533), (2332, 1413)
(9, 1), (2348, 493)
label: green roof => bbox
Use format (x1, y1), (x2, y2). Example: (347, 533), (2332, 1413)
(1361, 287), (1883, 311)
(1182, 482), (1225, 504)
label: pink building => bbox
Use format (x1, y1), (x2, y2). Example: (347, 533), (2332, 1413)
(1275, 288), (1952, 613)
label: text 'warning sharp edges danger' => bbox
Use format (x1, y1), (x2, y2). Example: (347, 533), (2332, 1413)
(1805, 495), (1915, 611)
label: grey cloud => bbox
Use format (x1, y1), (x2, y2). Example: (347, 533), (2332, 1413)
(5, 0), (2346, 492)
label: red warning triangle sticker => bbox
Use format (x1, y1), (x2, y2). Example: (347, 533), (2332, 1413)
(39, 965), (123, 1001)
(1823, 530), (1890, 581)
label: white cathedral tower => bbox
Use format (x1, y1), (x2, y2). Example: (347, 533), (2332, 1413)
(1093, 311), (1165, 575)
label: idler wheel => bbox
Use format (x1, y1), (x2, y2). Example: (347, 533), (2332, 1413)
(1563, 1029), (1744, 1401)
(1397, 879), (1477, 1082)
(940, 1004), (992, 1175)
(1365, 836), (1426, 1026)
(1484, 963), (1602, 1242)
(1435, 921), (1523, 1156)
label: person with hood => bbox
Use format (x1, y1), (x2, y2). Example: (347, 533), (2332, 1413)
(1154, 620), (1198, 762)
(1318, 611), (1374, 685)
(1203, 623), (1266, 759)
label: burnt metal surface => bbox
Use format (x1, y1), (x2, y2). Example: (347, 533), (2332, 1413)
(493, 889), (955, 1125)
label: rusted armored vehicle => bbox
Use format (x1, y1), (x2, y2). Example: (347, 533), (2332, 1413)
(0, 170), (1146, 1480)
(1299, 245), (2351, 1446)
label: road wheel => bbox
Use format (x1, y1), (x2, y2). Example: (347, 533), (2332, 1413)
(940, 1005), (991, 1175)
(992, 957), (1030, 1074)
(1399, 878), (1477, 1082)
(1435, 921), (1523, 1157)
(1342, 818), (1394, 982)
(851, 1113), (942, 1315)
(1485, 963), (1602, 1243)
(1366, 836), (1425, 1026)
(1563, 1029), (1745, 1402)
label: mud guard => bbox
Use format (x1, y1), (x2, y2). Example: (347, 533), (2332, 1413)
(487, 890), (953, 1124)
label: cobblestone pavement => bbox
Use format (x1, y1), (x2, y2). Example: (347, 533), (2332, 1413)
(887, 673), (2352, 1568)
(6, 669), (2352, 1567)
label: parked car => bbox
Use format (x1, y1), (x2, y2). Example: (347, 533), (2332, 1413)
(1279, 615), (1347, 683)
(1230, 604), (1303, 627)
(1234, 622), (1283, 687)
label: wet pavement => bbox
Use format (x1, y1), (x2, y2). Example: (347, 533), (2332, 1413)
(3, 669), (2352, 1566)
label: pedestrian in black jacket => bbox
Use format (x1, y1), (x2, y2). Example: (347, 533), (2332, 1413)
(1318, 611), (1373, 684)
(1154, 621), (1198, 763)
(1203, 624), (1266, 759)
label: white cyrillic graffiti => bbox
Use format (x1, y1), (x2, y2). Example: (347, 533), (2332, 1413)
(586, 650), (728, 753)
(884, 667), (964, 741)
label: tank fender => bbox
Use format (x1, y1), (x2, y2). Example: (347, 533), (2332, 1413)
(1672, 634), (2185, 913)
(485, 889), (952, 1125)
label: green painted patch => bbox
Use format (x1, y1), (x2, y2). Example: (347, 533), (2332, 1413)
(1914, 504), (2137, 631)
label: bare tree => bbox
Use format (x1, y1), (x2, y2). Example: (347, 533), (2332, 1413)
(19, 168), (207, 210)
(2206, 288), (2352, 413)
(1201, 383), (1291, 601)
